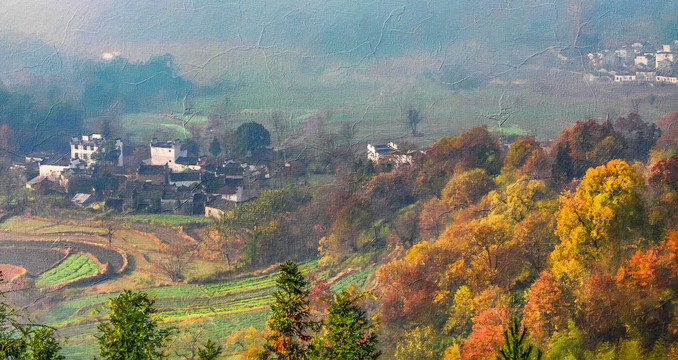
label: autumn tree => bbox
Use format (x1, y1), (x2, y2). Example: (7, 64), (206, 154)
(522, 272), (569, 346)
(550, 159), (646, 280)
(441, 168), (495, 210)
(96, 290), (175, 360)
(550, 119), (626, 179)
(502, 137), (540, 173)
(257, 261), (316, 360)
(613, 113), (660, 161)
(649, 155), (678, 191)
(417, 126), (501, 195)
(461, 306), (510, 360)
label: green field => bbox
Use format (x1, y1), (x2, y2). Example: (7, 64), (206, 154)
(36, 254), (101, 287)
(43, 260), (319, 359)
(115, 214), (213, 227)
(121, 67), (676, 150)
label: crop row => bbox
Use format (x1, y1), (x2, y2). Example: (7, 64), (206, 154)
(200, 260), (318, 296)
(37, 255), (101, 287)
(159, 294), (273, 321)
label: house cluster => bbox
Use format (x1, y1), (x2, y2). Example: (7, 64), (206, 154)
(585, 41), (678, 84)
(24, 134), (269, 219)
(366, 142), (422, 166)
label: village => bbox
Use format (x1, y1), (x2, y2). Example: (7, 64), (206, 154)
(12, 132), (419, 220)
(585, 40), (678, 84)
(16, 133), (272, 219)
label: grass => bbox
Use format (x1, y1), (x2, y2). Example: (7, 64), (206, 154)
(36, 254), (101, 287)
(0, 216), (106, 235)
(115, 214), (213, 227)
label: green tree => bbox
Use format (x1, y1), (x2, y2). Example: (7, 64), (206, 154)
(496, 317), (542, 360)
(209, 137), (222, 157)
(233, 122), (271, 158)
(27, 328), (64, 360)
(0, 273), (64, 360)
(198, 339), (223, 360)
(91, 139), (121, 166)
(309, 290), (380, 360)
(95, 290), (175, 360)
(257, 261), (316, 360)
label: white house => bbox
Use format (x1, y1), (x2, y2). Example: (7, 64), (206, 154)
(614, 74), (636, 82)
(150, 138), (187, 171)
(367, 142), (398, 163)
(656, 45), (675, 69)
(634, 54), (651, 67)
(71, 134), (123, 167)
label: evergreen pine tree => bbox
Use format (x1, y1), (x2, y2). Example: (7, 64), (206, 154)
(309, 290), (380, 359)
(95, 290), (175, 360)
(496, 317), (542, 360)
(209, 137), (222, 157)
(257, 261), (315, 360)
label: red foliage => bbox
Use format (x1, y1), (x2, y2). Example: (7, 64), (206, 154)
(657, 112), (678, 133)
(649, 156), (678, 191)
(461, 306), (509, 360)
(551, 119), (625, 178)
(522, 272), (569, 346)
(580, 272), (625, 342)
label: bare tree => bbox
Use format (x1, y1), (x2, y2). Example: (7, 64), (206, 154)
(271, 111), (288, 146)
(157, 240), (193, 282)
(405, 108), (421, 136)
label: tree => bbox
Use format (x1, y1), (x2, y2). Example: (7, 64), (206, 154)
(550, 159), (646, 279)
(233, 122), (271, 158)
(96, 290), (175, 360)
(405, 108), (421, 136)
(0, 272), (64, 360)
(197, 339), (223, 360)
(92, 139), (121, 167)
(309, 290), (380, 360)
(461, 306), (510, 360)
(27, 328), (64, 360)
(257, 261), (316, 359)
(495, 317), (542, 360)
(649, 155), (678, 191)
(209, 137), (222, 157)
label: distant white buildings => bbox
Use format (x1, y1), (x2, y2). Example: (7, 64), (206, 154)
(71, 134), (123, 167)
(150, 138), (187, 171)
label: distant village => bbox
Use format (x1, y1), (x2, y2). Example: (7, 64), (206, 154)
(13, 133), (418, 220)
(16, 134), (273, 219)
(586, 40), (678, 84)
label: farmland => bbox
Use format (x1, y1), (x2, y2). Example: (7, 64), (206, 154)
(36, 254), (101, 287)
(0, 215), (343, 359)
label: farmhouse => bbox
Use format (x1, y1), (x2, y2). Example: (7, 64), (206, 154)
(614, 74), (637, 82)
(150, 138), (187, 171)
(71, 134), (123, 167)
(205, 198), (236, 219)
(367, 142), (398, 163)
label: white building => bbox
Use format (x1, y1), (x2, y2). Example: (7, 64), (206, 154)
(367, 142), (398, 163)
(150, 138), (187, 171)
(656, 45), (675, 68)
(614, 74), (637, 82)
(70, 134), (123, 167)
(634, 54), (651, 67)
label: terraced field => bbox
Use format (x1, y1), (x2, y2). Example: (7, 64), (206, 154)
(45, 261), (319, 359)
(36, 254), (101, 287)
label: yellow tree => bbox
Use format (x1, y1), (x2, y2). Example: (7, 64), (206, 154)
(550, 159), (646, 280)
